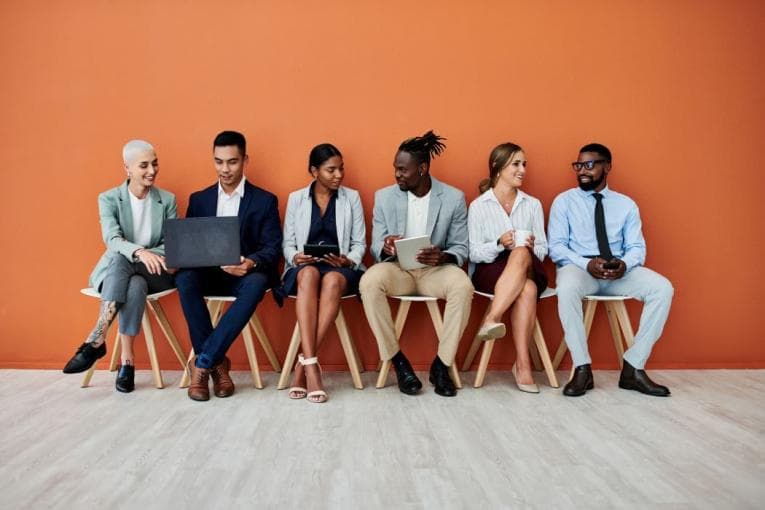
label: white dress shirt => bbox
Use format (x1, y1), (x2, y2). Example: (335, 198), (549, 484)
(129, 191), (152, 248)
(404, 190), (430, 238)
(468, 188), (548, 265)
(216, 177), (245, 217)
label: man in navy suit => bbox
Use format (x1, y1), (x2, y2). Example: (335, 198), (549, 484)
(176, 131), (282, 401)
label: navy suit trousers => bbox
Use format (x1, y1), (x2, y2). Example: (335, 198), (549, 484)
(176, 267), (269, 369)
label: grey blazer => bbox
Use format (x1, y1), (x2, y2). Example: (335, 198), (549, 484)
(370, 176), (469, 265)
(89, 182), (177, 289)
(282, 184), (367, 272)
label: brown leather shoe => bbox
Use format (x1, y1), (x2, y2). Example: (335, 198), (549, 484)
(210, 356), (235, 398)
(187, 357), (210, 401)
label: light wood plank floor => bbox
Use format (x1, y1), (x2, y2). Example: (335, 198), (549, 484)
(0, 369), (763, 509)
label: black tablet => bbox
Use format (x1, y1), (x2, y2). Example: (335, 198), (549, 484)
(304, 243), (340, 258)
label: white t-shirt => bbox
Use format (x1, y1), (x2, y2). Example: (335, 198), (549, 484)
(129, 191), (152, 248)
(404, 190), (430, 238)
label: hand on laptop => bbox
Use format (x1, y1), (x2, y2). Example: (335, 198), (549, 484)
(135, 249), (168, 275)
(221, 256), (256, 277)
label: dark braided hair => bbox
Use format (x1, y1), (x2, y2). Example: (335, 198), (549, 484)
(398, 130), (447, 166)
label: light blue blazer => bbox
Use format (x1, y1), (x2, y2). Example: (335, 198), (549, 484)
(282, 183), (367, 272)
(89, 182), (177, 289)
(370, 176), (469, 265)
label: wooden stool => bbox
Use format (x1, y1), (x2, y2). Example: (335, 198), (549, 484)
(80, 288), (187, 389)
(277, 295), (365, 391)
(375, 296), (463, 389)
(178, 296), (282, 389)
(551, 295), (635, 377)
(461, 287), (559, 388)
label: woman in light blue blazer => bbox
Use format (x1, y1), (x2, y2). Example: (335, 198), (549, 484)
(63, 140), (177, 393)
(281, 143), (366, 403)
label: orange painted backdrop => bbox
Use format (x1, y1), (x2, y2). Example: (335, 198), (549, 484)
(1, 0), (763, 370)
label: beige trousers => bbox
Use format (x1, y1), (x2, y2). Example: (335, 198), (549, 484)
(359, 262), (474, 365)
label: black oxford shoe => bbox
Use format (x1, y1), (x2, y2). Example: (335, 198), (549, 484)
(563, 364), (593, 397)
(392, 355), (422, 395)
(63, 342), (107, 373)
(619, 360), (670, 397)
(115, 364), (135, 393)
(429, 357), (457, 397)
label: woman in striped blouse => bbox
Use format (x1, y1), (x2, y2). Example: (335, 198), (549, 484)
(467, 143), (548, 393)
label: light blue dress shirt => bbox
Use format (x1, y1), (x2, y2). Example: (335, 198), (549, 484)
(547, 186), (646, 272)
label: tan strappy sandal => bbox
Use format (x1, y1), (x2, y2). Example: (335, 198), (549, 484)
(300, 355), (328, 403)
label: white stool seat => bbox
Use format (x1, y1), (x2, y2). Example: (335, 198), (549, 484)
(584, 294), (633, 301)
(78, 287), (187, 389)
(391, 295), (438, 302)
(462, 288), (560, 388)
(277, 294), (365, 390)
(80, 287), (177, 301)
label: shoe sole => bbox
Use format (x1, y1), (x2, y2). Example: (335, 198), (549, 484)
(618, 381), (670, 396)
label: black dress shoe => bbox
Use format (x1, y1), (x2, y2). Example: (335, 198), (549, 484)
(63, 342), (107, 373)
(563, 364), (593, 397)
(391, 352), (422, 395)
(619, 360), (670, 397)
(429, 357), (456, 397)
(115, 364), (135, 393)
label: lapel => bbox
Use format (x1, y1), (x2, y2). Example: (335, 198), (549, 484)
(335, 186), (347, 248)
(297, 185), (312, 246)
(237, 180), (255, 236)
(394, 188), (407, 235)
(117, 181), (134, 240)
(425, 177), (443, 238)
(148, 187), (164, 247)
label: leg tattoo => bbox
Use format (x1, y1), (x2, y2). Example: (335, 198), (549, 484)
(87, 300), (120, 346)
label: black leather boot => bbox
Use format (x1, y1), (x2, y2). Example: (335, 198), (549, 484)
(429, 356), (456, 397)
(391, 351), (422, 395)
(563, 364), (593, 397)
(619, 360), (670, 396)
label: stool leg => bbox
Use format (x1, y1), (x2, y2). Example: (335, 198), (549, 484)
(474, 339), (495, 388)
(108, 329), (121, 372)
(604, 302), (625, 368)
(425, 300), (462, 389)
(142, 312), (164, 389)
(82, 331), (113, 387)
(148, 300), (188, 375)
(529, 340), (543, 371)
(462, 305), (491, 371)
(179, 348), (195, 388)
(241, 324), (262, 389)
(277, 322), (302, 390)
(335, 309), (363, 389)
(532, 319), (559, 388)
(249, 315), (281, 372)
(613, 301), (636, 348)
(553, 299), (597, 370)
(376, 300), (411, 388)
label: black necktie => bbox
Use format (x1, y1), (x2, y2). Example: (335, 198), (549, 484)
(593, 193), (613, 259)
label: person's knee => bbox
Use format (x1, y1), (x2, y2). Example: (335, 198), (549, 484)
(321, 273), (346, 295)
(447, 274), (474, 299)
(509, 247), (531, 268)
(359, 265), (385, 295)
(297, 266), (320, 290)
(175, 269), (198, 290)
(652, 276), (674, 301)
(126, 276), (148, 300)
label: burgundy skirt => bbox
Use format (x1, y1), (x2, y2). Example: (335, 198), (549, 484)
(472, 249), (548, 297)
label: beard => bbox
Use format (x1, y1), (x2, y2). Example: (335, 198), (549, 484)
(578, 173), (605, 191)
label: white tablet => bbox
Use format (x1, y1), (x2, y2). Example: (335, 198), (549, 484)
(394, 235), (431, 270)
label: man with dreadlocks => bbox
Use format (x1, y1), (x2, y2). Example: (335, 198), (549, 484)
(360, 130), (473, 397)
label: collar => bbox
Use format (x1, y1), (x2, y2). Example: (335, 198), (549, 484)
(218, 177), (245, 199)
(480, 187), (529, 205)
(308, 180), (338, 199)
(407, 189), (431, 202)
(576, 185), (611, 199)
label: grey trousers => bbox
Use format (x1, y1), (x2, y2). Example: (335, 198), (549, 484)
(556, 264), (674, 369)
(98, 255), (175, 336)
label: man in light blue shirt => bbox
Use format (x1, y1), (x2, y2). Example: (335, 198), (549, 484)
(548, 143), (673, 397)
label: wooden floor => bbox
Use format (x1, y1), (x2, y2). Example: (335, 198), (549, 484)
(0, 369), (763, 510)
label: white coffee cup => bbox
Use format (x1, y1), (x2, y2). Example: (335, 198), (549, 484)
(513, 229), (532, 247)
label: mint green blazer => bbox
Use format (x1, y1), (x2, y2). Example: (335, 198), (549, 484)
(88, 181), (177, 290)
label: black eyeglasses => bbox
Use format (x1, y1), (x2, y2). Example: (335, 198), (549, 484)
(571, 159), (607, 171)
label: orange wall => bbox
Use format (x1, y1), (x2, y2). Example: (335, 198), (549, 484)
(1, 0), (763, 370)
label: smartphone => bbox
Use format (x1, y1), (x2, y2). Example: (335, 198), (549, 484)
(603, 260), (620, 270)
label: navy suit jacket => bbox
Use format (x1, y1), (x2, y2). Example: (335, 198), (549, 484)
(186, 180), (283, 287)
